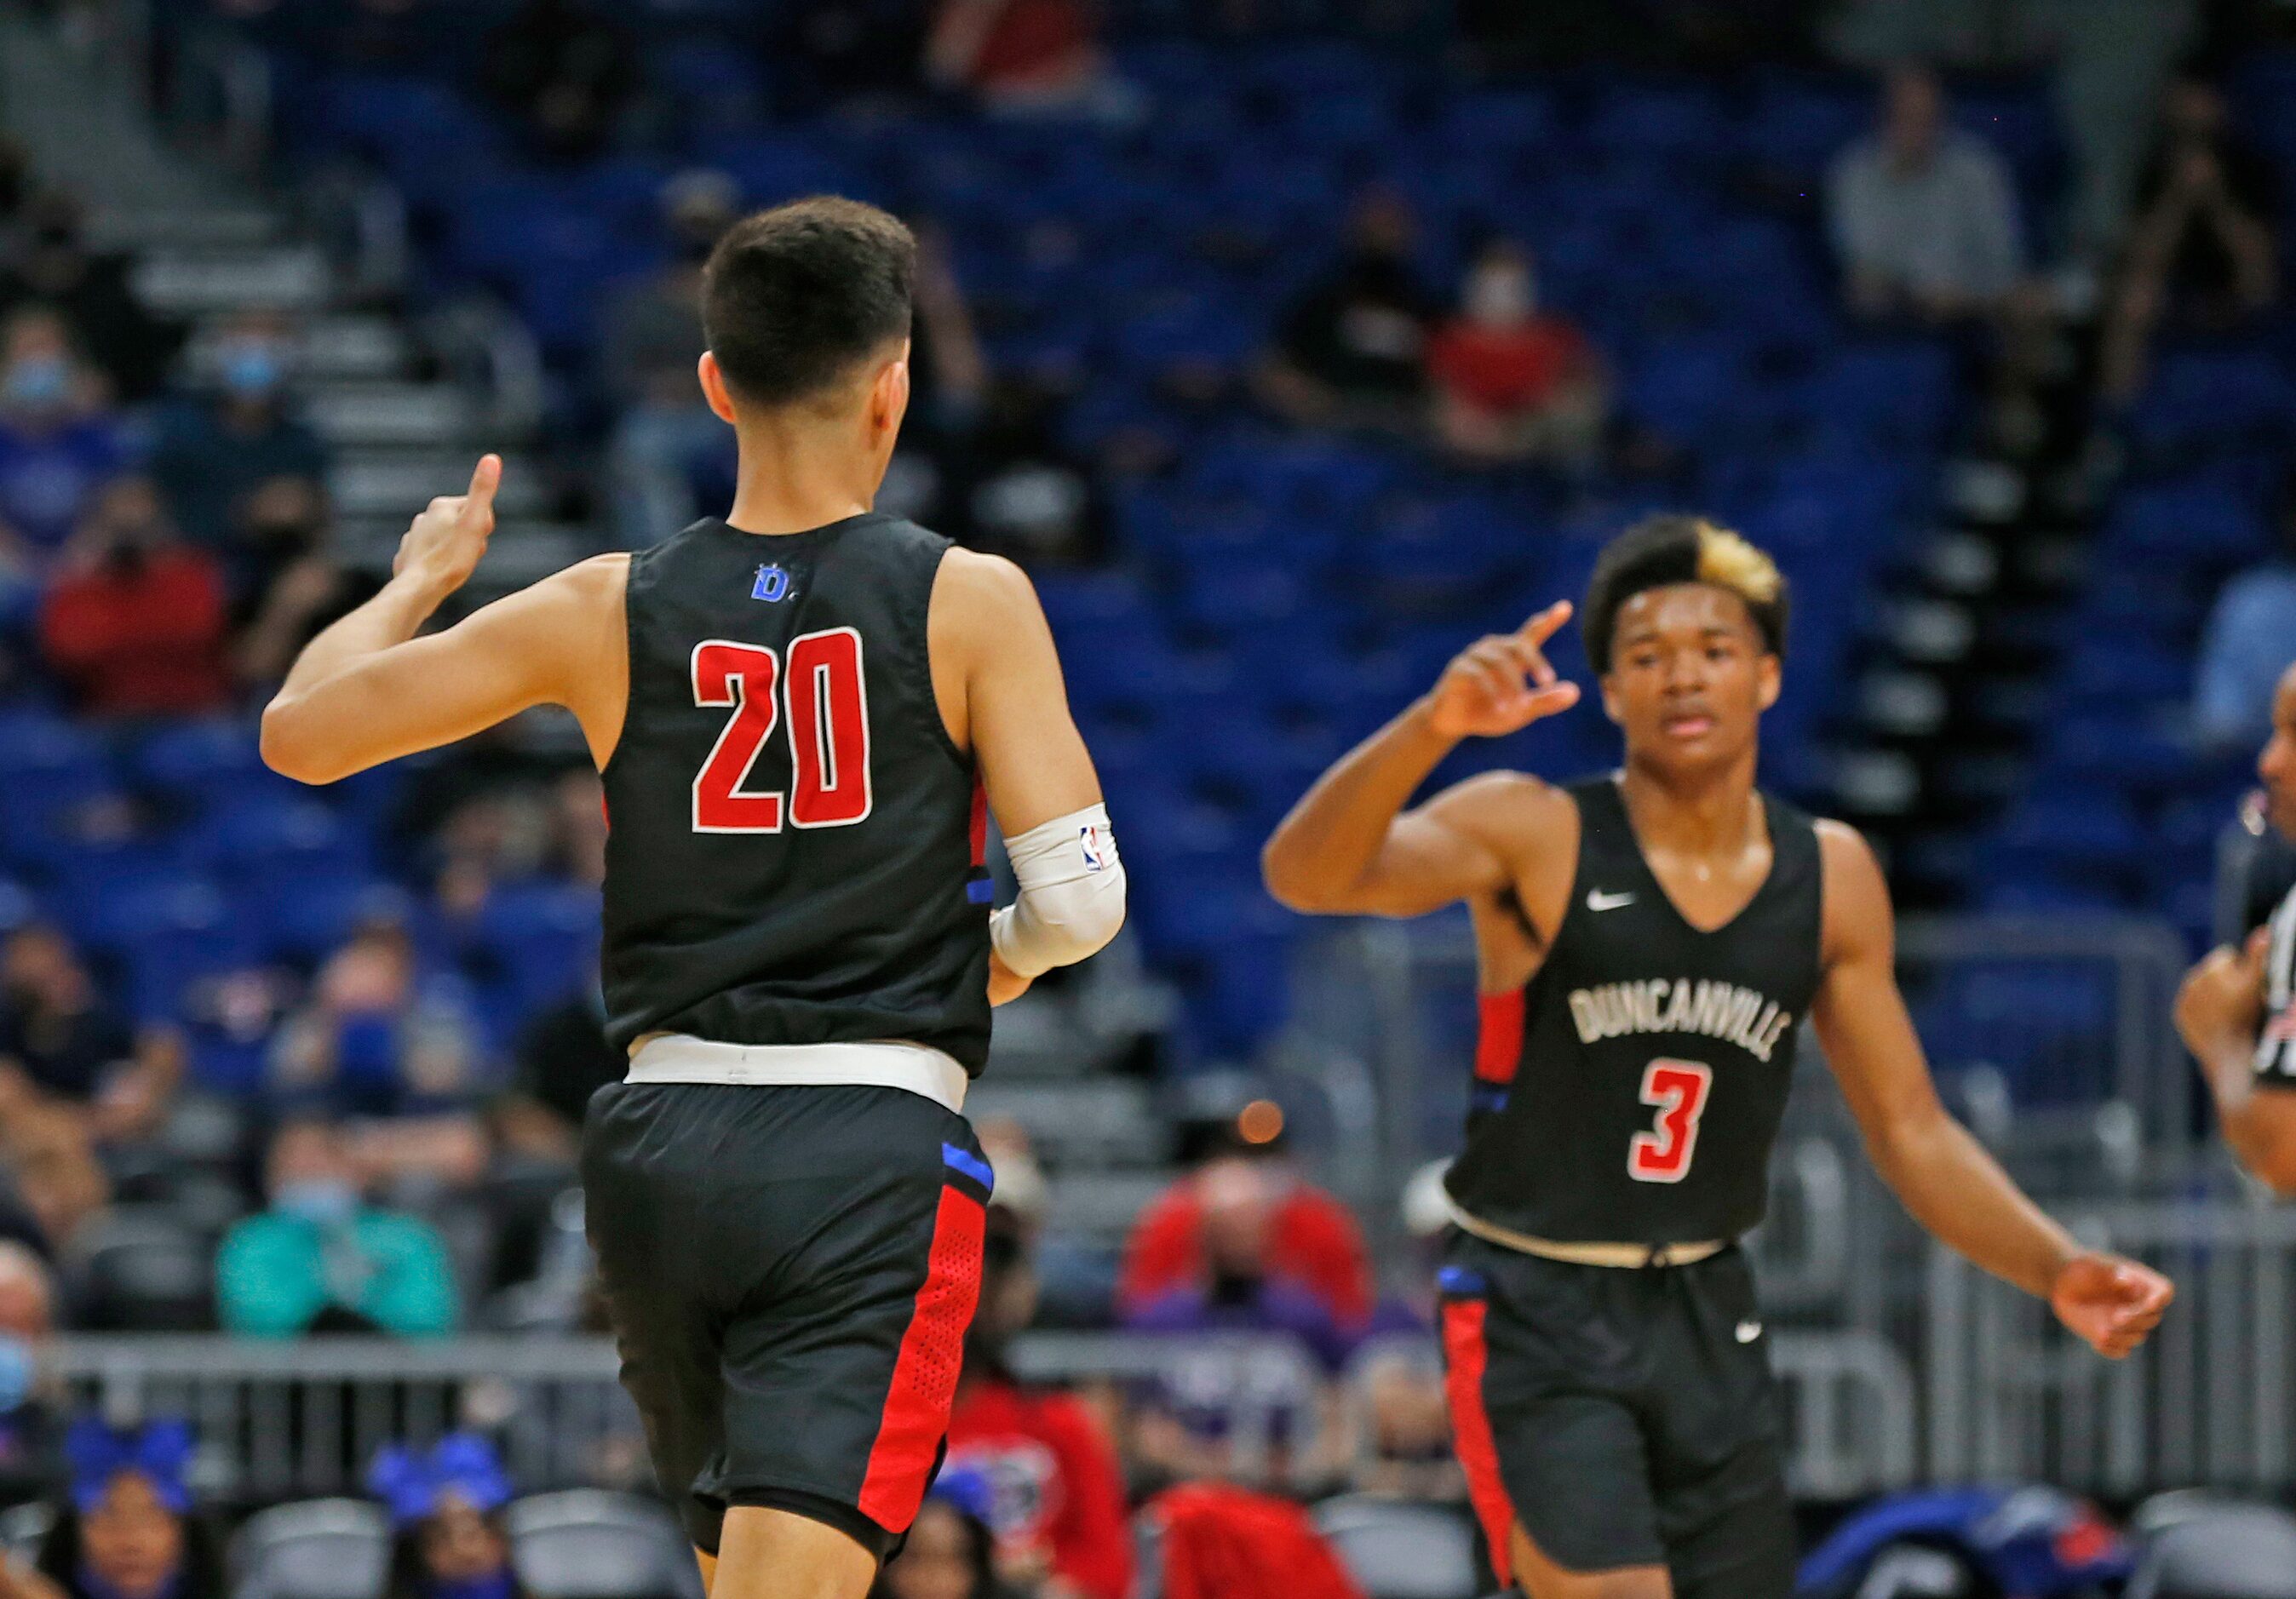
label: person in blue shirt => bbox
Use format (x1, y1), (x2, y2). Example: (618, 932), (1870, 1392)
(146, 310), (328, 553)
(0, 307), (122, 569)
(2195, 500), (2296, 752)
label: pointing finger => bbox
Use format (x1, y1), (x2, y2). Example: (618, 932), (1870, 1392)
(466, 453), (503, 511)
(1518, 600), (1573, 648)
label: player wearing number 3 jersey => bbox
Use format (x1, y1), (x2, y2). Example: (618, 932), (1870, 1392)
(1264, 515), (2173, 1599)
(257, 199), (1122, 1599)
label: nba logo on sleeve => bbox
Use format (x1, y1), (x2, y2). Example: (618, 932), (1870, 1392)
(1079, 825), (1106, 872)
(751, 563), (793, 603)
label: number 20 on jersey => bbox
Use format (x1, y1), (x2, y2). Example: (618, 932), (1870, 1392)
(691, 632), (872, 834)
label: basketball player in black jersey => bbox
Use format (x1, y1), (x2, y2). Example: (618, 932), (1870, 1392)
(2177, 659), (2296, 1195)
(1265, 515), (2173, 1599)
(258, 199), (1126, 1599)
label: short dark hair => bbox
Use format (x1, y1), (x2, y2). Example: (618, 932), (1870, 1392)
(701, 196), (915, 409)
(1583, 513), (1788, 672)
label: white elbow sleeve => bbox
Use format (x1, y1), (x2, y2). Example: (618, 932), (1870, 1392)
(989, 805), (1127, 978)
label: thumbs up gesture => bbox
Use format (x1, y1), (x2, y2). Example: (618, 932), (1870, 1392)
(393, 454), (503, 599)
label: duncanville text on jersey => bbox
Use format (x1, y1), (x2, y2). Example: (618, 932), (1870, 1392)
(1567, 979), (1796, 1063)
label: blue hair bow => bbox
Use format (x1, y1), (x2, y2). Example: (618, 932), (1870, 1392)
(928, 1464), (996, 1528)
(66, 1418), (194, 1515)
(366, 1434), (515, 1528)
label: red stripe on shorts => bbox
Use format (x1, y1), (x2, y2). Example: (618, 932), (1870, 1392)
(968, 778), (989, 868)
(1474, 991), (1525, 1085)
(1441, 1297), (1517, 1589)
(856, 1186), (988, 1533)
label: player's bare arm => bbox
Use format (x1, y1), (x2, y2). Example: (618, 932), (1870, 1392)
(930, 546), (1120, 1004)
(260, 456), (630, 782)
(1262, 602), (1581, 922)
(1811, 820), (2173, 1358)
(2178, 929), (2296, 1194)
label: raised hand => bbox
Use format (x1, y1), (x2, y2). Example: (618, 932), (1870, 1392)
(2050, 1252), (2173, 1360)
(393, 454), (502, 598)
(1425, 600), (1582, 741)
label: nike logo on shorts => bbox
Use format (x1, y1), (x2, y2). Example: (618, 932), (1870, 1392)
(1736, 1320), (1763, 1343)
(1586, 889), (1637, 912)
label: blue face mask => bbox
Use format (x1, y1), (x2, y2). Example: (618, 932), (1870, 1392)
(0, 1336), (35, 1413)
(3, 356), (67, 409)
(219, 341), (284, 398)
(276, 1179), (359, 1227)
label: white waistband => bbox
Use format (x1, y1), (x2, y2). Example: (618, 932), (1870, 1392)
(1444, 1193), (1725, 1268)
(624, 1036), (969, 1114)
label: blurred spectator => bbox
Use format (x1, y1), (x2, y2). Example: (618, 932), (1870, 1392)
(1146, 1482), (1365, 1599)
(0, 1245), (61, 1508)
(267, 926), (490, 1191)
(1828, 66), (2025, 323)
(2100, 70), (2280, 402)
(1256, 190), (1432, 431)
(945, 1212), (1134, 1599)
(146, 310), (328, 552)
(34, 1419), (223, 1599)
(0, 923), (181, 1146)
(1350, 1350), (1461, 1500)
(369, 1435), (522, 1599)
(231, 480), (355, 689)
(869, 1475), (1017, 1599)
(952, 381), (1105, 567)
(770, 0), (929, 113)
(0, 192), (181, 404)
(215, 1117), (459, 1337)
(1119, 1133), (1372, 1333)
(1426, 239), (1608, 470)
(478, 0), (639, 164)
(0, 1104), (107, 1259)
(600, 171), (734, 547)
(1122, 1155), (1352, 1367)
(490, 985), (617, 1165)
(2194, 498), (2296, 751)
(37, 479), (232, 719)
(926, 0), (1128, 119)
(0, 307), (122, 569)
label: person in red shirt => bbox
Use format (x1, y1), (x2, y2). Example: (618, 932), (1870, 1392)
(927, 0), (1128, 117)
(37, 477), (232, 717)
(1426, 239), (1609, 469)
(1116, 1126), (1373, 1334)
(944, 1212), (1135, 1599)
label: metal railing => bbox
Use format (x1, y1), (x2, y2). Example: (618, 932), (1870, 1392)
(47, 1324), (1919, 1505)
(1925, 1200), (2296, 1497)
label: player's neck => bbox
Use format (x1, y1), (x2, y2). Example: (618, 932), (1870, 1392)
(724, 419), (885, 536)
(1616, 754), (1761, 854)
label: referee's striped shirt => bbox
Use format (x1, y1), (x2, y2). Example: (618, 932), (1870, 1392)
(2263, 884), (2296, 1085)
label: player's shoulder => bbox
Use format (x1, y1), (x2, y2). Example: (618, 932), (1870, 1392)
(1421, 768), (1578, 858)
(929, 545), (1045, 643)
(1808, 814), (1893, 955)
(1810, 815), (1884, 880)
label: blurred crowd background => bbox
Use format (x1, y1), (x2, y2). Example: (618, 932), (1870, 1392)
(0, 0), (2290, 1595)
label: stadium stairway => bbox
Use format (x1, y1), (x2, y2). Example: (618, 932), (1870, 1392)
(0, 0), (596, 601)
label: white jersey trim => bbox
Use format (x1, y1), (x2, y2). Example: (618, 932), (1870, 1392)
(2259, 885), (2296, 1086)
(625, 1035), (968, 1114)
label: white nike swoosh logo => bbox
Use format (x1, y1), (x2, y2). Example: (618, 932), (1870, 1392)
(1586, 890), (1637, 912)
(1736, 1320), (1762, 1344)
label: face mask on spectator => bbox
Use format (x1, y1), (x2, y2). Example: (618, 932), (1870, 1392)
(0, 1336), (34, 1412)
(276, 1179), (359, 1226)
(219, 339), (285, 398)
(1465, 264), (1533, 324)
(3, 354), (68, 410)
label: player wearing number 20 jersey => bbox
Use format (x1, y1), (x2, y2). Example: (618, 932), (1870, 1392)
(257, 199), (1122, 1599)
(1265, 515), (2173, 1599)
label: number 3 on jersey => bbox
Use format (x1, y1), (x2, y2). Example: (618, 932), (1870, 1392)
(1628, 1058), (1712, 1183)
(691, 631), (872, 834)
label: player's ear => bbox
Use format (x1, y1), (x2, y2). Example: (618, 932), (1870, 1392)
(1756, 652), (1782, 712)
(869, 349), (910, 439)
(697, 352), (739, 425)
(1599, 673), (1622, 725)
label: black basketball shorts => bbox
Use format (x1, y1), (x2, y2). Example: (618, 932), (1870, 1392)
(1436, 1234), (1794, 1598)
(582, 1080), (991, 1562)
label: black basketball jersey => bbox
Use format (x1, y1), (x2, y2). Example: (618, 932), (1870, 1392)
(600, 513), (991, 1071)
(1443, 776), (1824, 1245)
